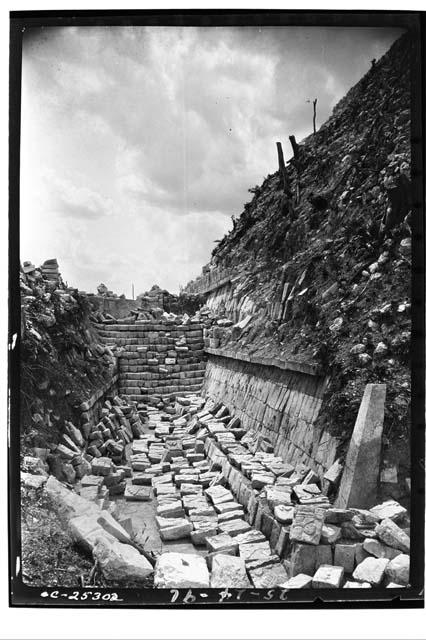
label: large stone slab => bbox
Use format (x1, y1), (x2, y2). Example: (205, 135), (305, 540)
(45, 475), (100, 518)
(335, 384), (386, 509)
(124, 484), (152, 501)
(370, 500), (407, 523)
(154, 552), (209, 588)
(239, 541), (272, 567)
(93, 538), (154, 584)
(159, 519), (193, 541)
(69, 514), (115, 552)
(210, 554), (251, 588)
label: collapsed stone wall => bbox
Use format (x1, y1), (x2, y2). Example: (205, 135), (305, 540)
(90, 296), (139, 319)
(202, 353), (337, 478)
(93, 319), (206, 403)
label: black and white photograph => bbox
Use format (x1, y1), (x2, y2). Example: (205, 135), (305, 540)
(8, 9), (424, 612)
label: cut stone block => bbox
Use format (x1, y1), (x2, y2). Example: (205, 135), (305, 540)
(233, 530), (266, 546)
(249, 562), (288, 588)
(191, 526), (218, 546)
(251, 473), (275, 490)
(81, 475), (104, 488)
(124, 485), (152, 501)
(97, 511), (132, 544)
(334, 543), (356, 574)
(315, 544), (333, 570)
(218, 509), (245, 523)
(289, 543), (317, 577)
(312, 564), (344, 588)
(335, 384), (386, 509)
(93, 538), (154, 584)
(210, 554), (251, 588)
(218, 518), (251, 537)
(159, 520), (193, 541)
(375, 519), (410, 552)
(205, 533), (238, 554)
(265, 486), (292, 509)
(280, 573), (312, 589)
(274, 504), (294, 525)
(157, 502), (185, 519)
(214, 501), (243, 514)
(290, 505), (325, 545)
(343, 580), (371, 588)
(324, 508), (354, 525)
(352, 557), (389, 585)
(154, 552), (209, 588)
(239, 541), (272, 567)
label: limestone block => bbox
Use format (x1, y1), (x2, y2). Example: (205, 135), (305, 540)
(343, 580), (371, 588)
(274, 504), (294, 525)
(265, 486), (292, 509)
(81, 474), (104, 488)
(218, 509), (245, 523)
(249, 562), (288, 588)
(45, 475), (100, 518)
(69, 514), (116, 552)
(210, 554), (251, 588)
(384, 554), (410, 586)
(280, 573), (312, 589)
(352, 557), (389, 585)
(239, 541), (272, 567)
(97, 511), (132, 544)
(312, 564), (344, 588)
(154, 552), (209, 588)
(362, 538), (402, 560)
(335, 384), (386, 509)
(324, 508), (354, 525)
(124, 484), (152, 501)
(320, 524), (341, 545)
(334, 543), (356, 573)
(214, 501), (243, 514)
(21, 472), (47, 489)
(233, 530), (266, 546)
(93, 537), (153, 584)
(315, 544), (333, 570)
(191, 526), (218, 546)
(218, 519), (251, 537)
(289, 543), (317, 577)
(290, 505), (325, 545)
(252, 473), (275, 490)
(375, 519), (410, 552)
(370, 500), (407, 523)
(205, 533), (239, 554)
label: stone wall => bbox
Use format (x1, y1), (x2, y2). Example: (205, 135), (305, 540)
(203, 352), (339, 478)
(89, 296), (139, 319)
(93, 320), (206, 402)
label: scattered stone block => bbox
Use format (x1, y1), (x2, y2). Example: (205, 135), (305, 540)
(324, 508), (354, 525)
(233, 530), (266, 546)
(218, 519), (251, 537)
(384, 554), (409, 586)
(334, 543), (356, 573)
(363, 538), (402, 560)
(315, 544), (333, 570)
(154, 552), (209, 588)
(370, 500), (407, 523)
(343, 580), (371, 588)
(210, 554), (251, 588)
(124, 485), (152, 501)
(206, 533), (238, 555)
(375, 519), (410, 552)
(352, 557), (389, 585)
(320, 524), (341, 545)
(249, 562), (288, 588)
(290, 505), (324, 545)
(159, 518), (193, 541)
(191, 526), (218, 546)
(94, 538), (154, 584)
(312, 564), (344, 588)
(289, 543), (317, 577)
(274, 504), (294, 525)
(239, 541), (272, 567)
(280, 573), (312, 589)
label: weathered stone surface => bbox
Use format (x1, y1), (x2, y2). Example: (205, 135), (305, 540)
(191, 526), (218, 546)
(290, 505), (324, 545)
(239, 541), (272, 567)
(214, 501), (243, 514)
(154, 552), (209, 588)
(334, 543), (356, 573)
(218, 519), (251, 537)
(324, 508), (354, 525)
(206, 533), (238, 554)
(384, 554), (409, 586)
(157, 502), (185, 519)
(343, 580), (371, 588)
(80, 474), (104, 488)
(352, 557), (389, 585)
(218, 509), (244, 523)
(69, 514), (116, 552)
(375, 519), (410, 552)
(274, 504), (294, 525)
(159, 519), (193, 541)
(251, 473), (275, 490)
(363, 538), (402, 560)
(315, 545), (333, 570)
(97, 511), (132, 544)
(45, 475), (99, 518)
(21, 472), (47, 489)
(124, 484), (152, 501)
(280, 573), (312, 589)
(265, 486), (292, 509)
(335, 384), (386, 509)
(233, 530), (266, 546)
(210, 554), (251, 588)
(289, 543), (317, 577)
(312, 564), (344, 588)
(94, 537), (153, 584)
(320, 524), (341, 545)
(370, 500), (407, 523)
(249, 562), (288, 588)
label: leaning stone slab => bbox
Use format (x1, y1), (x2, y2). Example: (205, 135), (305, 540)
(97, 511), (132, 544)
(154, 552), (209, 588)
(335, 384), (386, 509)
(352, 557), (389, 585)
(312, 564), (344, 588)
(370, 500), (407, 523)
(290, 505), (325, 545)
(375, 519), (410, 553)
(69, 514), (116, 552)
(249, 562), (288, 588)
(210, 554), (251, 588)
(45, 475), (100, 518)
(279, 573), (312, 589)
(384, 554), (409, 586)
(94, 537), (153, 584)
(81, 474), (104, 488)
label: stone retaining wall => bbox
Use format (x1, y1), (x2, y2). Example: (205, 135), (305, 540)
(203, 353), (338, 477)
(93, 321), (206, 402)
(77, 373), (119, 428)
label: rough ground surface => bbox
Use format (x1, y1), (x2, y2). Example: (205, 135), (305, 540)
(185, 34), (411, 475)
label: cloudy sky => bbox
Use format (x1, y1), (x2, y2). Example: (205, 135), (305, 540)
(20, 25), (402, 296)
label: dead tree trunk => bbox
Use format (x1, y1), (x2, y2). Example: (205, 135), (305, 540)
(313, 98), (318, 135)
(276, 141), (291, 196)
(289, 135), (300, 203)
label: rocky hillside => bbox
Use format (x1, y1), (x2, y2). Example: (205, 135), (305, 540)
(185, 34), (411, 475)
